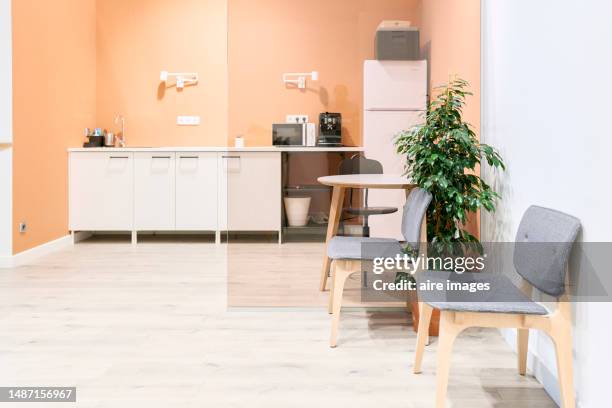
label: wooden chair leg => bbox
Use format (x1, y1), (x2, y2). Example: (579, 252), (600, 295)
(330, 264), (353, 348)
(328, 261), (337, 314)
(320, 259), (330, 292)
(517, 328), (529, 375)
(414, 302), (433, 374)
(435, 312), (464, 408)
(552, 325), (575, 407)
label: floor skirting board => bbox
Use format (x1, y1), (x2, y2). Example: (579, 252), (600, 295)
(0, 234), (72, 268)
(530, 350), (562, 407)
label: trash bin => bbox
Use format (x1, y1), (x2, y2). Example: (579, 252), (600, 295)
(284, 196), (311, 227)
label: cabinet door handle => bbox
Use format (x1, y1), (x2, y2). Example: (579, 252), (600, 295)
(109, 156), (129, 159)
(180, 155), (199, 159)
(222, 155), (241, 171)
(152, 156), (171, 159)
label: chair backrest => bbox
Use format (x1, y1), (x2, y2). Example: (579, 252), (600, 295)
(338, 156), (383, 175)
(401, 187), (432, 250)
(513, 206), (581, 297)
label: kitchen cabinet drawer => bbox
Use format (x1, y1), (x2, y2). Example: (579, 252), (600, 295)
(219, 152), (281, 231)
(134, 152), (175, 230)
(69, 152), (134, 231)
(175, 152), (218, 230)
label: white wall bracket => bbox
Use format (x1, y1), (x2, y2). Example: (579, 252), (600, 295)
(282, 71), (319, 89)
(160, 71), (199, 90)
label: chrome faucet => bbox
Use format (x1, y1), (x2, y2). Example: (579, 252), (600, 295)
(114, 115), (126, 147)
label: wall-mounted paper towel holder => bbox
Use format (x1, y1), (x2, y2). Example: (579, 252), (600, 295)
(160, 71), (199, 89)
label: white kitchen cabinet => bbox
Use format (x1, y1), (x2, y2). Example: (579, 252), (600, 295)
(69, 148), (350, 241)
(69, 152), (134, 231)
(175, 152), (218, 231)
(219, 152), (281, 232)
(134, 152), (176, 230)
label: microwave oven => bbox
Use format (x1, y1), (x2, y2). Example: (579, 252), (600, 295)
(272, 123), (316, 146)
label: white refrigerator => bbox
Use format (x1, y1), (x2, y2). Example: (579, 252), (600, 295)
(363, 60), (427, 240)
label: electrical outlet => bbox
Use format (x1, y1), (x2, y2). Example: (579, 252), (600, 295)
(19, 222), (27, 233)
(286, 114), (309, 124)
(177, 116), (201, 126)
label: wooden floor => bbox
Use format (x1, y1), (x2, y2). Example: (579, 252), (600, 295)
(227, 240), (407, 308)
(0, 237), (557, 407)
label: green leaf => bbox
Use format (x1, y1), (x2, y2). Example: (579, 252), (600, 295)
(394, 76), (505, 243)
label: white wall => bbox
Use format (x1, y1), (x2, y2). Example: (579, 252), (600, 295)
(0, 146), (10, 260)
(0, 0), (12, 259)
(481, 1), (612, 407)
(0, 0), (10, 143)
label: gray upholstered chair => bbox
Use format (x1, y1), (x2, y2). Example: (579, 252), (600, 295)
(327, 187), (432, 347)
(338, 155), (398, 237)
(414, 206), (581, 408)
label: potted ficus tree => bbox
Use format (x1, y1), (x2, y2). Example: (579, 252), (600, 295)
(394, 77), (505, 335)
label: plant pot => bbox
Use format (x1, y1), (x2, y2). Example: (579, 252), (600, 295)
(408, 290), (440, 336)
(284, 196), (311, 227)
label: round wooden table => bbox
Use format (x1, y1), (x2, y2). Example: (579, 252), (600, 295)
(317, 174), (416, 291)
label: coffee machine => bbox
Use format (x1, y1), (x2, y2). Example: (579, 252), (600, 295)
(318, 112), (342, 147)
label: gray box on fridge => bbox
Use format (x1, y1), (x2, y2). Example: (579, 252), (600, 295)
(375, 21), (420, 60)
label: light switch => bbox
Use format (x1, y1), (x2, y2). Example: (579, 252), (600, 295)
(177, 116), (201, 126)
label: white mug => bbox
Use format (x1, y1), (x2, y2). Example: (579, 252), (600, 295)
(235, 135), (244, 148)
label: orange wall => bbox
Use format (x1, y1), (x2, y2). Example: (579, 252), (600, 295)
(419, 0), (481, 236)
(419, 0), (480, 133)
(96, 0), (228, 147)
(228, 0), (421, 147)
(96, 0), (227, 146)
(12, 0), (97, 254)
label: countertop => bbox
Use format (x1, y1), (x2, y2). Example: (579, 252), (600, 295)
(68, 146), (364, 153)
